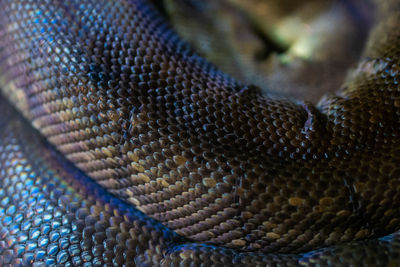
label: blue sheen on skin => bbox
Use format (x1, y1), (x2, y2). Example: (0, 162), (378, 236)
(0, 0), (400, 265)
(0, 90), (398, 265)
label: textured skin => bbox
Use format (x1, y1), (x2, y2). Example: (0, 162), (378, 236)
(1, 0), (400, 265)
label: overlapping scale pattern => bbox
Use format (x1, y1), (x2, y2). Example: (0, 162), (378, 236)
(0, 92), (400, 267)
(1, 0), (400, 265)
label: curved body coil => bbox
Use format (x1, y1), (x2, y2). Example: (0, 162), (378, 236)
(0, 0), (400, 266)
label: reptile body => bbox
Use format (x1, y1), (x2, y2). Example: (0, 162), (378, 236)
(0, 0), (400, 266)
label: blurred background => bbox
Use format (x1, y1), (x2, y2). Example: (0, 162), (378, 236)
(153, 0), (374, 103)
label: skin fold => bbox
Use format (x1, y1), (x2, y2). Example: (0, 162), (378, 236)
(0, 0), (400, 266)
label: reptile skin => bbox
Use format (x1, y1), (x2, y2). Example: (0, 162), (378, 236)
(0, 0), (400, 265)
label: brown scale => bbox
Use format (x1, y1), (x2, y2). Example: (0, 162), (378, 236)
(1, 0), (400, 258)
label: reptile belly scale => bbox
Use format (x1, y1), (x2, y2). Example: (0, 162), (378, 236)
(0, 0), (400, 266)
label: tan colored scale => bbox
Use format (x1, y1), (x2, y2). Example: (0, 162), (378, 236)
(1, 0), (400, 263)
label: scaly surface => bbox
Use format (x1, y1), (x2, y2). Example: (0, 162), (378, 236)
(0, 0), (400, 265)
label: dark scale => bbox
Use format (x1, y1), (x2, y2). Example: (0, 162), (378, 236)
(0, 0), (400, 266)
